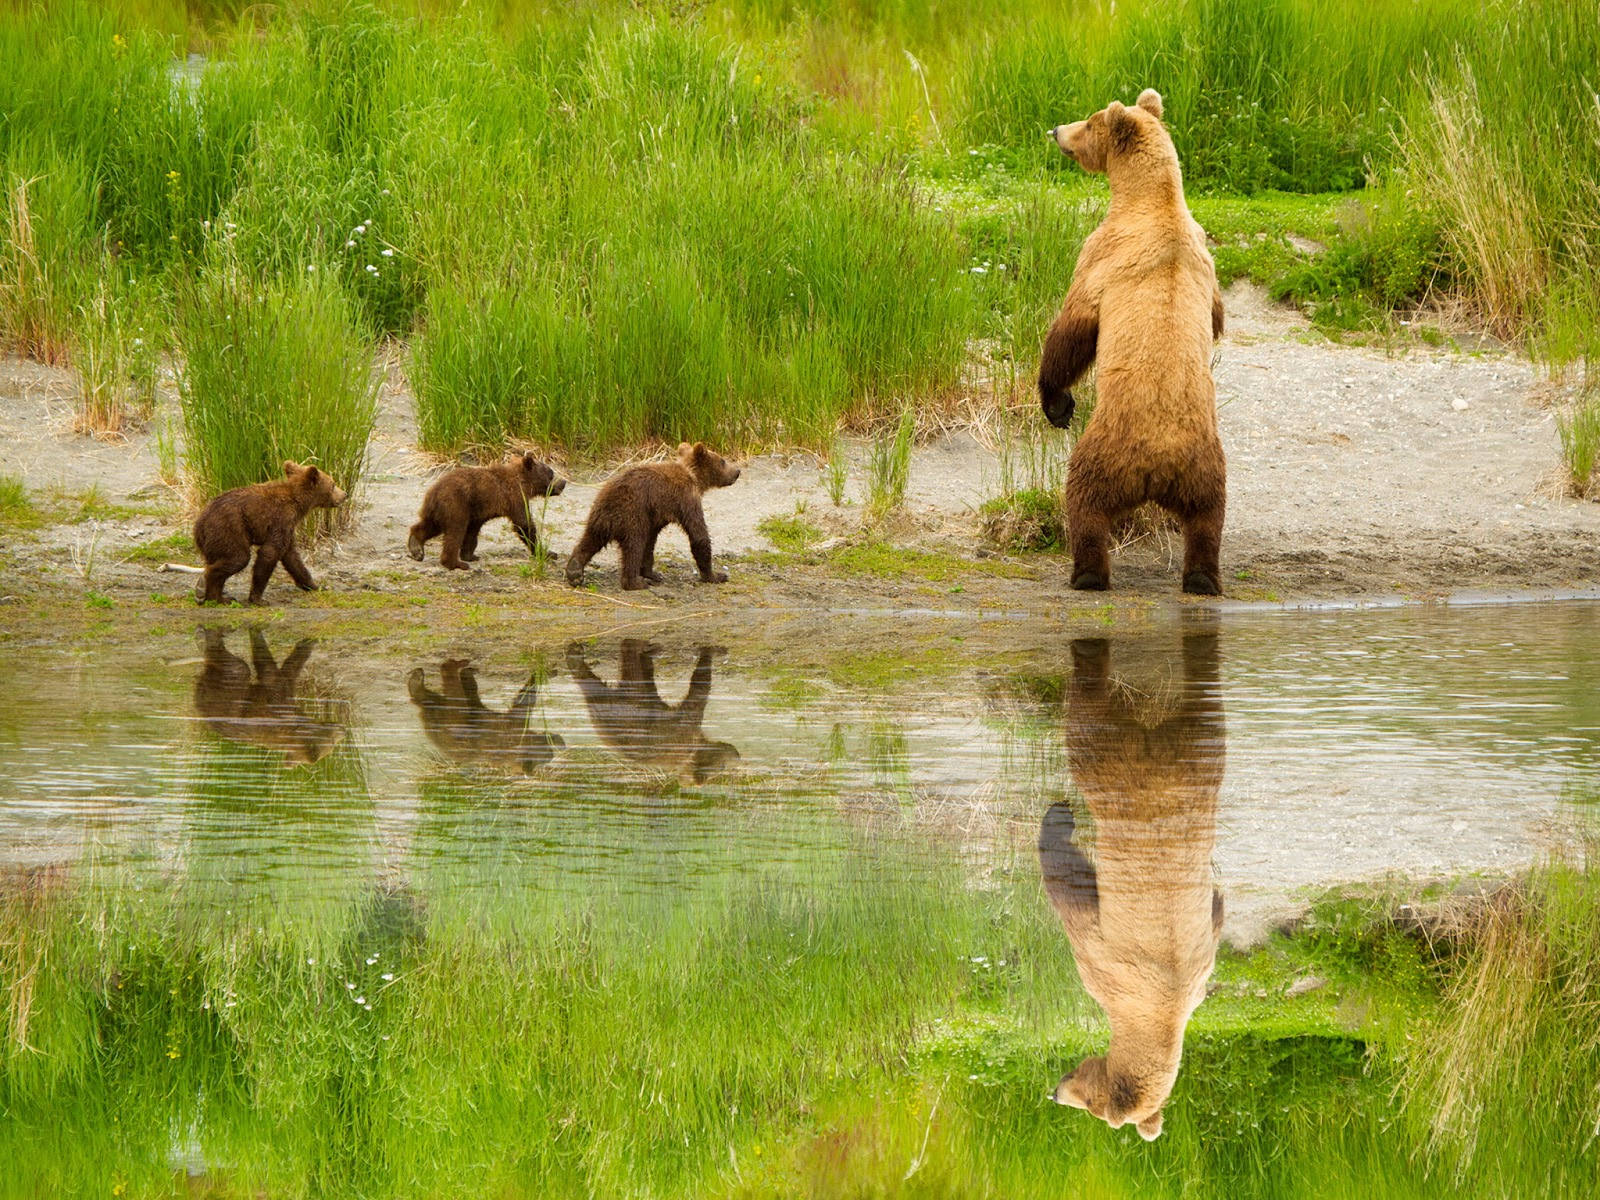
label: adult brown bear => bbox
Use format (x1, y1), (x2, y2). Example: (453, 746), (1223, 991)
(1040, 89), (1227, 594)
(1039, 629), (1226, 1139)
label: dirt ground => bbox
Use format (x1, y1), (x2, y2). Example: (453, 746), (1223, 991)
(2, 282), (1597, 628)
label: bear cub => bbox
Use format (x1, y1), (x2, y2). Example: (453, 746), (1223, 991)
(408, 452), (566, 570)
(565, 442), (740, 591)
(193, 460), (347, 605)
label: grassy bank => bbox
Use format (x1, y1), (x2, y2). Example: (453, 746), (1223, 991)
(1, 0), (1597, 482)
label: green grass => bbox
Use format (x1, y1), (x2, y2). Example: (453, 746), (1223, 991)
(0, 474), (40, 532)
(176, 264), (377, 529)
(1558, 376), (1600, 499)
(830, 540), (1031, 583)
(757, 511), (825, 554)
(865, 408), (915, 520)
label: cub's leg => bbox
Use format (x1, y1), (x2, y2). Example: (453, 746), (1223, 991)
(439, 524), (471, 571)
(617, 531), (651, 590)
(460, 519), (486, 563)
(201, 551), (250, 605)
(565, 527), (608, 586)
(640, 526), (663, 583)
(247, 544), (281, 605)
(280, 544), (317, 591)
(407, 517), (438, 562)
(679, 505), (726, 584)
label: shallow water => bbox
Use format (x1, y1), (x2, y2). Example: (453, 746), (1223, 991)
(2, 601), (1598, 1196)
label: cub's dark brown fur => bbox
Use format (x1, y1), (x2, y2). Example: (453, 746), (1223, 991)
(192, 627), (346, 766)
(566, 640), (740, 785)
(407, 659), (564, 773)
(193, 460), (347, 605)
(408, 452), (565, 570)
(565, 442), (740, 590)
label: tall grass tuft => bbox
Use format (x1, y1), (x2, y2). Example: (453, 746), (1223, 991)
(176, 265), (377, 528)
(865, 407), (914, 520)
(1557, 366), (1600, 500)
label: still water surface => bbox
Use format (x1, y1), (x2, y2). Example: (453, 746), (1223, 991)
(1, 601), (1596, 1195)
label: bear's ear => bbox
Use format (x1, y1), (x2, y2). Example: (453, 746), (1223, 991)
(1136, 88), (1164, 119)
(522, 451), (536, 469)
(283, 460), (301, 477)
(1105, 101), (1139, 152)
(303, 465), (321, 484)
(677, 441), (694, 460)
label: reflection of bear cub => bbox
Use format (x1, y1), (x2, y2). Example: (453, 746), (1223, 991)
(408, 452), (566, 570)
(192, 627), (346, 766)
(1040, 632), (1225, 1140)
(1040, 89), (1227, 595)
(566, 640), (739, 785)
(407, 659), (564, 773)
(565, 442), (741, 591)
(193, 460), (347, 605)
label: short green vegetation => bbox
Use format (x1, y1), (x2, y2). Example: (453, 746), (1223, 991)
(756, 512), (825, 555)
(0, 473), (39, 532)
(830, 541), (1031, 583)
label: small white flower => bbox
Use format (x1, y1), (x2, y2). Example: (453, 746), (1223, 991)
(380, 248), (394, 257)
(970, 266), (987, 274)
(381, 188), (390, 196)
(346, 240), (356, 248)
(381, 972), (394, 982)
(345, 981), (356, 990)
(353, 995), (366, 1004)
(366, 956), (378, 965)
(307, 264), (317, 272)
(307, 958), (316, 965)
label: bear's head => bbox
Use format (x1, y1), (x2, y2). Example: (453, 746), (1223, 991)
(285, 460), (347, 508)
(678, 442), (742, 491)
(1053, 1056), (1165, 1141)
(1050, 89), (1172, 180)
(512, 451), (565, 497)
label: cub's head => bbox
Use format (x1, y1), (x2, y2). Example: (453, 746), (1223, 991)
(1050, 89), (1169, 176)
(285, 460), (347, 508)
(1054, 1056), (1165, 1141)
(513, 451), (565, 497)
(677, 442), (742, 491)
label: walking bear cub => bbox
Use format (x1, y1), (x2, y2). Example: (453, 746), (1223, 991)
(408, 452), (565, 570)
(193, 460), (347, 605)
(1040, 89), (1227, 594)
(565, 442), (741, 590)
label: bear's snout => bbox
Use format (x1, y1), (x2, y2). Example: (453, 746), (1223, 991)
(330, 486), (348, 505)
(547, 477), (567, 497)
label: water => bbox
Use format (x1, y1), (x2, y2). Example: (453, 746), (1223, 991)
(1, 601), (1597, 1196)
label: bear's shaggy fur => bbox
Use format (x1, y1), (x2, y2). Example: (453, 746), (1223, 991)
(407, 452), (565, 570)
(192, 460), (347, 605)
(192, 627), (346, 766)
(566, 640), (740, 786)
(407, 659), (564, 773)
(1041, 89), (1227, 594)
(1039, 631), (1225, 1140)
(565, 442), (741, 590)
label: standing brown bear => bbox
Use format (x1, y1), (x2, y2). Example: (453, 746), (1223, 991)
(408, 452), (566, 570)
(1040, 89), (1228, 595)
(193, 460), (347, 605)
(565, 442), (740, 590)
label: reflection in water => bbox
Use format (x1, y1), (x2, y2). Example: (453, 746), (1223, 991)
(192, 627), (347, 765)
(408, 659), (564, 773)
(567, 640), (740, 785)
(1041, 630), (1225, 1140)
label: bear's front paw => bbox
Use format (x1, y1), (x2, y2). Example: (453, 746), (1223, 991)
(1070, 569), (1108, 591)
(703, 570), (729, 584)
(1041, 386), (1075, 430)
(297, 580), (318, 592)
(1181, 570), (1221, 596)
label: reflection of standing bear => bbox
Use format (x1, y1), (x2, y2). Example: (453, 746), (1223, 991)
(1040, 632), (1225, 1140)
(193, 461), (348, 605)
(565, 442), (741, 591)
(192, 627), (346, 766)
(1040, 90), (1227, 595)
(407, 660), (564, 773)
(566, 640), (740, 785)
(407, 453), (566, 570)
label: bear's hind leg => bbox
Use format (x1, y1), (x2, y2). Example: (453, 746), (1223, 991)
(407, 518), (438, 562)
(200, 552), (250, 605)
(439, 525), (471, 571)
(565, 527), (608, 587)
(1177, 500), (1224, 596)
(460, 519), (486, 562)
(640, 527), (663, 583)
(617, 532), (651, 590)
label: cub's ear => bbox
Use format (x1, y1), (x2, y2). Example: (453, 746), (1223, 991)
(1105, 100), (1138, 151)
(303, 465), (321, 483)
(283, 460), (301, 477)
(522, 451), (536, 468)
(677, 441), (694, 460)
(691, 441), (710, 458)
(1136, 88), (1164, 119)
